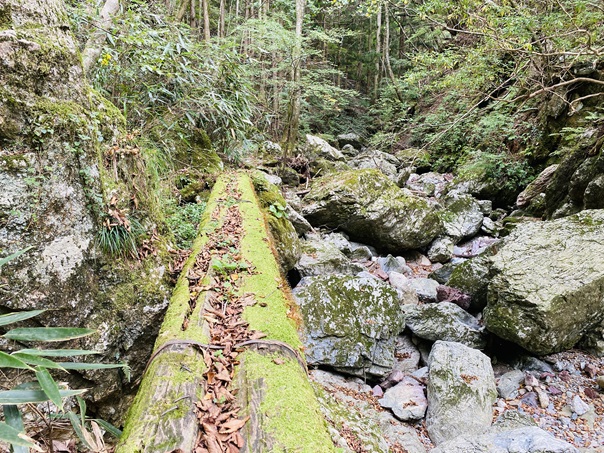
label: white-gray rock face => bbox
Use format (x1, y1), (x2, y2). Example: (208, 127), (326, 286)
(293, 274), (405, 378)
(429, 426), (579, 453)
(379, 376), (427, 421)
(442, 193), (484, 243)
(407, 278), (440, 303)
(349, 150), (401, 182)
(484, 209), (604, 355)
(296, 236), (364, 277)
(427, 237), (454, 263)
(306, 134), (345, 161)
(404, 302), (487, 349)
(497, 370), (525, 399)
(426, 341), (497, 445)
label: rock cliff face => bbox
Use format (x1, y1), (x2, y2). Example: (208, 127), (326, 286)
(0, 0), (169, 420)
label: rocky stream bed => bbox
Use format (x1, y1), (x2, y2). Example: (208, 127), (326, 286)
(253, 133), (604, 453)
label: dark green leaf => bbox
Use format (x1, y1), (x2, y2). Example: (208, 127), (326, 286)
(0, 352), (33, 371)
(0, 389), (86, 405)
(3, 327), (95, 342)
(0, 310), (45, 327)
(66, 411), (92, 450)
(16, 349), (100, 358)
(93, 418), (122, 438)
(0, 421), (36, 449)
(35, 368), (63, 411)
(56, 362), (126, 371)
(11, 353), (64, 370)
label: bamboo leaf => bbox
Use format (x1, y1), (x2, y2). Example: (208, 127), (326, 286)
(0, 352), (34, 371)
(11, 353), (64, 370)
(56, 362), (127, 371)
(0, 421), (37, 449)
(0, 389), (86, 405)
(66, 411), (93, 451)
(3, 327), (95, 342)
(3, 405), (29, 453)
(0, 247), (33, 269)
(16, 349), (100, 357)
(0, 310), (45, 327)
(93, 418), (123, 438)
(35, 368), (64, 411)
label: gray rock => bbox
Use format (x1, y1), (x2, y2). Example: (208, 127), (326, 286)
(349, 150), (401, 183)
(497, 370), (525, 399)
(379, 376), (428, 421)
(323, 232), (353, 256)
(442, 193), (484, 243)
(406, 172), (451, 198)
(407, 278), (440, 303)
(516, 164), (559, 209)
(404, 302), (487, 349)
(392, 335), (421, 373)
(478, 200), (493, 215)
(584, 174), (604, 209)
(429, 262), (459, 285)
(429, 426), (580, 453)
(303, 170), (444, 252)
(427, 237), (454, 263)
(447, 250), (496, 312)
(294, 274), (405, 378)
(296, 236), (364, 277)
(286, 204), (313, 235)
(337, 132), (363, 150)
(571, 395), (590, 416)
(481, 217), (499, 236)
(484, 210), (604, 355)
(349, 245), (374, 260)
(389, 272), (419, 305)
(306, 134), (346, 161)
(312, 368), (427, 453)
(341, 144), (359, 157)
(377, 254), (407, 275)
(426, 341), (497, 445)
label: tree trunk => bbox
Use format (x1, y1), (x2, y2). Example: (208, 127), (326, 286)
(203, 0), (210, 42)
(384, 2), (404, 103)
(281, 0), (306, 157)
(176, 0), (191, 22)
(219, 0), (226, 38)
(374, 1), (382, 101)
(81, 0), (121, 73)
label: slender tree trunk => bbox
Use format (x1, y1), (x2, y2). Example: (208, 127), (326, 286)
(176, 0), (191, 22)
(384, 3), (404, 104)
(190, 0), (196, 28)
(282, 0), (306, 157)
(374, 1), (382, 101)
(203, 0), (210, 42)
(219, 0), (226, 38)
(81, 0), (121, 74)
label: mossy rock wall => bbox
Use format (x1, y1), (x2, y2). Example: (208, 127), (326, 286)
(0, 0), (170, 422)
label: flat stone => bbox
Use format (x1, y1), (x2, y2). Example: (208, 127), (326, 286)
(497, 370), (525, 399)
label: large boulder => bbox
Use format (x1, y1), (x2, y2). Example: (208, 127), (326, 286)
(306, 134), (345, 161)
(426, 341), (497, 445)
(295, 236), (364, 277)
(349, 150), (401, 182)
(484, 210), (604, 355)
(293, 274), (405, 378)
(302, 169), (444, 252)
(403, 303), (487, 349)
(441, 193), (484, 243)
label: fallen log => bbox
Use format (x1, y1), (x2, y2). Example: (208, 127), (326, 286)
(117, 172), (335, 452)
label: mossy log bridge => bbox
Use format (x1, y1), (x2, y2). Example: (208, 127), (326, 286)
(117, 172), (335, 453)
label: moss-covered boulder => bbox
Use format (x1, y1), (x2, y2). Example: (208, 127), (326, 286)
(426, 341), (497, 445)
(302, 169), (444, 252)
(447, 248), (498, 312)
(441, 193), (484, 243)
(296, 236), (364, 278)
(293, 274), (405, 378)
(484, 210), (604, 355)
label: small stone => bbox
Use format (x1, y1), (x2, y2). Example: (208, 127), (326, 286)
(524, 373), (539, 388)
(597, 375), (604, 389)
(584, 363), (598, 378)
(372, 385), (384, 398)
(497, 369), (524, 399)
(584, 387), (598, 399)
(520, 392), (538, 408)
(379, 376), (427, 421)
(548, 385), (562, 395)
(571, 395), (589, 416)
(535, 387), (550, 409)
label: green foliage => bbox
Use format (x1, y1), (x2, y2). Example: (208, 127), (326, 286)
(0, 299), (127, 451)
(96, 218), (144, 258)
(458, 150), (533, 192)
(81, 1), (255, 157)
(165, 201), (206, 249)
(268, 202), (288, 219)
